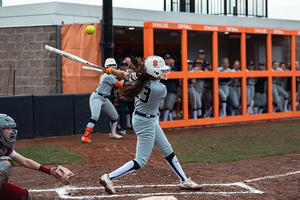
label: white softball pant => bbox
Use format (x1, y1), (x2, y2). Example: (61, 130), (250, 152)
(89, 92), (118, 121)
(133, 114), (173, 168)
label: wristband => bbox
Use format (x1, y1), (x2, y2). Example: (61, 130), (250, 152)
(115, 80), (123, 89)
(39, 165), (51, 175)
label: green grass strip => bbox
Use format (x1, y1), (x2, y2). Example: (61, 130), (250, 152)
(169, 122), (300, 163)
(14, 144), (85, 166)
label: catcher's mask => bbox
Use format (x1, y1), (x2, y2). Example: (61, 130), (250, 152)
(0, 114), (17, 148)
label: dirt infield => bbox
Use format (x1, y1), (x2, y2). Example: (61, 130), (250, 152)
(10, 119), (300, 199)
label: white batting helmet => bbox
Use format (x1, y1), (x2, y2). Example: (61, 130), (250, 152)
(145, 56), (170, 80)
(104, 58), (117, 69)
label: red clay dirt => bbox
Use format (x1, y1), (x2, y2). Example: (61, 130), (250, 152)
(10, 119), (300, 199)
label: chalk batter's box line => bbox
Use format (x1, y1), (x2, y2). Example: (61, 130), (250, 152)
(29, 170), (300, 199)
(30, 182), (263, 199)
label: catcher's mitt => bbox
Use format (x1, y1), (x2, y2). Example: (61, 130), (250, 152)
(50, 165), (74, 185)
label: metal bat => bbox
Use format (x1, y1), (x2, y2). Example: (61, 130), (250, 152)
(45, 45), (103, 69)
(82, 66), (103, 72)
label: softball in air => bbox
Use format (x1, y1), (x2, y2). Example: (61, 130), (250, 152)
(86, 25), (95, 35)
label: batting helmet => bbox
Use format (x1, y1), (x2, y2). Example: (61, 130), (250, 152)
(145, 56), (170, 80)
(0, 114), (17, 148)
(104, 58), (117, 69)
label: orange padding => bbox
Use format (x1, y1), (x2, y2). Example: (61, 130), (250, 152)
(115, 81), (123, 89)
(61, 24), (101, 94)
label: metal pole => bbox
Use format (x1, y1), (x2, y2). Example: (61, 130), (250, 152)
(164, 0), (166, 11)
(190, 0), (195, 13)
(224, 0), (227, 15)
(245, 0), (248, 16)
(101, 0), (114, 65)
(265, 0), (268, 18)
(207, 0), (209, 14)
(57, 25), (62, 94)
(13, 70), (15, 95)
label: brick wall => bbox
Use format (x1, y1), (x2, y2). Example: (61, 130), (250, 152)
(0, 26), (58, 96)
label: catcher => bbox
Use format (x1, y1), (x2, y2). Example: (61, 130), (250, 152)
(0, 114), (74, 200)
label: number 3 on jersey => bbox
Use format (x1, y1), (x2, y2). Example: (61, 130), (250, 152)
(138, 86), (151, 103)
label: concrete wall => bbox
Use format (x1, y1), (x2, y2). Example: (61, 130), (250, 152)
(0, 25), (57, 96)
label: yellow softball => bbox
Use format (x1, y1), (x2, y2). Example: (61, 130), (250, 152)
(86, 25), (95, 35)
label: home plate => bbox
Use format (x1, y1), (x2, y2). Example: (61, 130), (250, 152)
(138, 196), (178, 200)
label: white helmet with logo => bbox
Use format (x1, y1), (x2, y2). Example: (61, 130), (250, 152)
(104, 58), (117, 69)
(144, 56), (170, 80)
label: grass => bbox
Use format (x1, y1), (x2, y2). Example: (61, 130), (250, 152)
(169, 122), (300, 163)
(14, 144), (85, 166)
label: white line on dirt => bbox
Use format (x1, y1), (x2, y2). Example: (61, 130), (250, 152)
(28, 170), (300, 199)
(244, 170), (300, 183)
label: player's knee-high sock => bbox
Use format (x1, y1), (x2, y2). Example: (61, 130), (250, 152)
(247, 105), (251, 115)
(253, 106), (258, 114)
(221, 102), (226, 115)
(193, 109), (197, 119)
(259, 107), (264, 114)
(108, 160), (140, 180)
(284, 98), (288, 111)
(231, 108), (235, 116)
(163, 110), (170, 121)
(165, 152), (187, 182)
(197, 109), (202, 117)
(169, 112), (173, 121)
(296, 101), (299, 107)
(110, 120), (118, 135)
(126, 114), (131, 126)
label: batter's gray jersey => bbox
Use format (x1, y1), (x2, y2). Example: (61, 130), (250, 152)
(95, 74), (117, 95)
(133, 80), (172, 167)
(135, 80), (167, 116)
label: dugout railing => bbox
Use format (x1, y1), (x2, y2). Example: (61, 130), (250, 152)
(143, 21), (300, 129)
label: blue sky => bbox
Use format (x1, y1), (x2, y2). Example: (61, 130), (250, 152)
(3, 0), (300, 21)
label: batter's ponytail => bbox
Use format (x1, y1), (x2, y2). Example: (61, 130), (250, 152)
(118, 57), (150, 101)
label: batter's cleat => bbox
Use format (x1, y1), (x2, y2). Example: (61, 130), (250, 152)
(178, 178), (202, 190)
(222, 113), (227, 117)
(109, 133), (123, 139)
(120, 130), (126, 134)
(81, 136), (91, 143)
(283, 109), (289, 112)
(100, 174), (116, 194)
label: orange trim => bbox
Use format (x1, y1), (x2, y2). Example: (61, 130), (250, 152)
(115, 81), (123, 89)
(291, 35), (296, 112)
(212, 31), (219, 118)
(143, 21), (299, 129)
(181, 30), (188, 120)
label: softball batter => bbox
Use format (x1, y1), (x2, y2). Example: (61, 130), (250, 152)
(100, 56), (202, 194)
(82, 58), (124, 143)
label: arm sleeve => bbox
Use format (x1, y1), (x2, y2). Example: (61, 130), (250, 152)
(6, 148), (16, 158)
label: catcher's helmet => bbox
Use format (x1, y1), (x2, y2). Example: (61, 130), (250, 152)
(0, 114), (17, 148)
(145, 56), (170, 80)
(104, 58), (117, 69)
